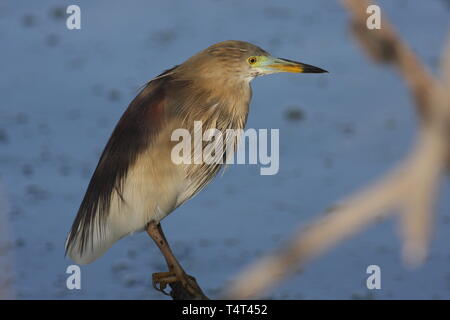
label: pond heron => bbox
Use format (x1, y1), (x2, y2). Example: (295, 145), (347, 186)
(65, 40), (327, 297)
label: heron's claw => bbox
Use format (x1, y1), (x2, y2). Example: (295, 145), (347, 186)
(151, 271), (207, 299)
(152, 271), (178, 295)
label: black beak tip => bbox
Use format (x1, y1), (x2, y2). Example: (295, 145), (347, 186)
(304, 65), (328, 73)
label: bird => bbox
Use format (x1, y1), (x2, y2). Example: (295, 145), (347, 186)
(65, 40), (327, 297)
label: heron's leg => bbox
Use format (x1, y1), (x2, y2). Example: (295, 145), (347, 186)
(146, 222), (207, 299)
(147, 222), (186, 275)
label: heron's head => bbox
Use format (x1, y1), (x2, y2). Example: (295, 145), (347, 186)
(182, 40), (328, 83)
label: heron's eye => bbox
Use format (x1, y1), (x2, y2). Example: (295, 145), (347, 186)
(247, 56), (258, 65)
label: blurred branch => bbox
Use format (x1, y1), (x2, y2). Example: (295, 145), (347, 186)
(223, 0), (450, 299)
(343, 0), (437, 119)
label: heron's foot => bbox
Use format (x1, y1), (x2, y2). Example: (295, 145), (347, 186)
(152, 271), (178, 295)
(152, 271), (208, 300)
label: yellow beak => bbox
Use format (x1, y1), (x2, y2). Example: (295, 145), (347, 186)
(265, 57), (328, 74)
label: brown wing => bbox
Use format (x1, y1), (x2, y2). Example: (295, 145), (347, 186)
(65, 67), (177, 256)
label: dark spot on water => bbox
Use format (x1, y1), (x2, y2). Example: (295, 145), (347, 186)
(109, 89), (121, 101)
(21, 164), (33, 177)
(45, 33), (60, 47)
(284, 107), (305, 122)
(123, 274), (140, 288)
(59, 164), (71, 176)
(351, 291), (375, 300)
(198, 238), (212, 247)
(67, 108), (81, 120)
(440, 0), (450, 10)
(376, 245), (390, 254)
(127, 249), (137, 259)
(15, 113), (29, 125)
(38, 122), (50, 135)
(151, 29), (177, 46)
(0, 128), (9, 143)
(385, 118), (397, 130)
(40, 146), (51, 161)
(224, 238), (239, 247)
(45, 242), (54, 251)
(10, 206), (21, 216)
(50, 6), (65, 20)
(22, 15), (36, 27)
(25, 184), (49, 201)
(338, 123), (356, 137)
(15, 238), (26, 248)
(111, 260), (130, 273)
(224, 184), (236, 195)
